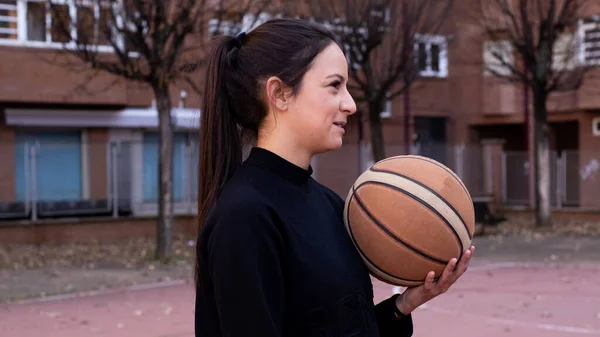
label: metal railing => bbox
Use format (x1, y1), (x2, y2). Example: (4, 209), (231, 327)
(3, 137), (598, 223)
(500, 149), (600, 209)
(0, 138), (198, 222)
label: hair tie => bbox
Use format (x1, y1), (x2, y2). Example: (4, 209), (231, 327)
(235, 32), (246, 48)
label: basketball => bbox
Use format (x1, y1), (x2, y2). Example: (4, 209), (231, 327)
(343, 155), (475, 287)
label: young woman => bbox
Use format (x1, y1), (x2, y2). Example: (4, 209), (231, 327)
(195, 18), (474, 337)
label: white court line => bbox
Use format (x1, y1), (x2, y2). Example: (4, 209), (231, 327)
(9, 279), (188, 305)
(421, 305), (600, 335)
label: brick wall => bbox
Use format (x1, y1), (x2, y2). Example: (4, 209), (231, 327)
(87, 129), (108, 200)
(0, 216), (198, 245)
(0, 47), (200, 108)
(0, 126), (15, 202)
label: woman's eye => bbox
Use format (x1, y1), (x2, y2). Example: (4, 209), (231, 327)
(330, 81), (341, 88)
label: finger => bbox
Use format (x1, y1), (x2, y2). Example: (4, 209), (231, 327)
(437, 258), (457, 287)
(456, 248), (473, 276)
(455, 245), (474, 271)
(423, 271), (436, 292)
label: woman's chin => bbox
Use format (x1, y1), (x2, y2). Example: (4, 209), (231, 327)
(326, 138), (344, 151)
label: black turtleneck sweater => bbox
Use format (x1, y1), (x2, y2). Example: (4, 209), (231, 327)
(195, 147), (413, 337)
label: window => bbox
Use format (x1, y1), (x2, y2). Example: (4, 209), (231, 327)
(0, 1), (18, 40)
(15, 131), (83, 202)
(141, 132), (198, 203)
(0, 0), (113, 49)
(414, 34), (448, 78)
(208, 12), (271, 37)
(340, 26), (367, 70)
(483, 40), (513, 76)
(553, 32), (579, 71)
(579, 17), (600, 66)
(315, 19), (368, 70)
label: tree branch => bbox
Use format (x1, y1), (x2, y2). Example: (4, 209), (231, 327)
(309, 0), (455, 105)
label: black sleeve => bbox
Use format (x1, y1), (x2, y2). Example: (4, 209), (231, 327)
(204, 195), (285, 337)
(374, 294), (414, 337)
(320, 184), (414, 337)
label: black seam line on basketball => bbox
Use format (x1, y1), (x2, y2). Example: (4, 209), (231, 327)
(357, 178), (463, 256)
(370, 167), (472, 241)
(376, 156), (472, 205)
(353, 183), (451, 265)
(346, 189), (427, 283)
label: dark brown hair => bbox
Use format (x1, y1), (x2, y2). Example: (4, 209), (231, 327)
(197, 18), (338, 231)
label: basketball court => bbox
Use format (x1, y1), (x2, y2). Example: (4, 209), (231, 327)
(374, 261), (600, 336)
(1, 260), (598, 337)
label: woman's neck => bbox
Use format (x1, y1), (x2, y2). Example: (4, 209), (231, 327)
(256, 135), (312, 170)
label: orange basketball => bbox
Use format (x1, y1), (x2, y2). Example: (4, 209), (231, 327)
(343, 155), (475, 287)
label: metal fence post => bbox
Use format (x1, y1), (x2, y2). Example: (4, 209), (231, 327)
(186, 142), (193, 213)
(455, 144), (465, 181)
(555, 151), (563, 209)
(24, 143), (30, 215)
(485, 147), (493, 195)
(501, 152), (507, 203)
(30, 144), (38, 221)
(111, 143), (119, 218)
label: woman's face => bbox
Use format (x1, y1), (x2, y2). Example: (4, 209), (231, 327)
(271, 42), (357, 155)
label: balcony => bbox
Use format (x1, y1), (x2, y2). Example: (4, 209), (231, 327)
(0, 0), (115, 51)
(481, 78), (523, 116)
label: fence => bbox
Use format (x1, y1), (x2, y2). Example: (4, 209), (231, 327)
(500, 150), (600, 209)
(336, 143), (600, 210)
(1, 136), (598, 223)
(313, 142), (488, 201)
(0, 137), (199, 222)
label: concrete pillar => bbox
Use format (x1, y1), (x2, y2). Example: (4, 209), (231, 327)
(481, 138), (506, 206)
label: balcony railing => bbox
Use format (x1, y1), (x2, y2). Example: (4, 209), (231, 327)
(0, 0), (115, 51)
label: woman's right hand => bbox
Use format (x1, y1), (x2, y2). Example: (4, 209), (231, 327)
(395, 245), (475, 315)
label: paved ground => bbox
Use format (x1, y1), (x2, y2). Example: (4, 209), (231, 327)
(1, 261), (598, 337)
(1, 234), (599, 336)
(472, 235), (600, 264)
(0, 264), (193, 302)
(2, 234), (599, 303)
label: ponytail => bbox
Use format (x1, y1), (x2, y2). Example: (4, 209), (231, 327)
(197, 35), (242, 231)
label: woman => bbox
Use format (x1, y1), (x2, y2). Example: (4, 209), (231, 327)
(195, 18), (474, 337)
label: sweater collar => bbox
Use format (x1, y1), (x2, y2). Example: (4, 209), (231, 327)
(245, 147), (313, 186)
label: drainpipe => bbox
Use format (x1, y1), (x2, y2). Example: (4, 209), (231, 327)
(523, 59), (531, 207)
(403, 0), (411, 155)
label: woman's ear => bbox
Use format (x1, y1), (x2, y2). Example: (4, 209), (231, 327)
(265, 76), (291, 111)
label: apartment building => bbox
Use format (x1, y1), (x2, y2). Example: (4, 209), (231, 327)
(316, 1), (600, 213)
(0, 0), (202, 243)
(0, 0), (599, 243)
(461, 3), (600, 210)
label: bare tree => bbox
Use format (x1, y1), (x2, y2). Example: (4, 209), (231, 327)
(48, 0), (272, 259)
(476, 0), (596, 227)
(303, 0), (454, 161)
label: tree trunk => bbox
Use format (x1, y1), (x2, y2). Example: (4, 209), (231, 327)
(357, 110), (366, 173)
(532, 88), (552, 228)
(153, 84), (175, 259)
(403, 82), (411, 155)
(368, 99), (386, 162)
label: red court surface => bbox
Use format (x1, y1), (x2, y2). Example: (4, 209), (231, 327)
(1, 261), (599, 337)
